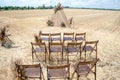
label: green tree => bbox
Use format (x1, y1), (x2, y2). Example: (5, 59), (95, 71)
(42, 4), (45, 9)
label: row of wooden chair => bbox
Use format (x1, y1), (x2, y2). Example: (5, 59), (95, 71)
(39, 31), (86, 43)
(28, 31), (99, 80)
(31, 40), (99, 64)
(15, 58), (99, 80)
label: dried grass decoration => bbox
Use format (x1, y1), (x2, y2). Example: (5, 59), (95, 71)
(61, 22), (66, 27)
(0, 27), (6, 41)
(34, 34), (41, 43)
(0, 26), (13, 48)
(54, 3), (63, 14)
(47, 20), (54, 26)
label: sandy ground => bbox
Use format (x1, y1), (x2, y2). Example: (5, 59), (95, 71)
(0, 9), (120, 80)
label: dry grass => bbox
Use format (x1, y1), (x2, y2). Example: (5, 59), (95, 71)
(0, 9), (120, 80)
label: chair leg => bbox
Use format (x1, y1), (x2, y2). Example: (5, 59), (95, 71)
(35, 53), (40, 62)
(32, 52), (34, 63)
(95, 64), (96, 80)
(95, 73), (96, 80)
(71, 70), (76, 80)
(77, 75), (79, 80)
(48, 53), (50, 64)
(49, 52), (50, 64)
(96, 50), (97, 59)
(80, 52), (81, 60)
(68, 77), (70, 80)
(45, 52), (46, 63)
(62, 52), (63, 61)
(85, 51), (86, 61)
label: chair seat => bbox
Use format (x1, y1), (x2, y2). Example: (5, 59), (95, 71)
(41, 37), (49, 41)
(84, 46), (94, 51)
(51, 38), (61, 41)
(75, 37), (85, 41)
(64, 37), (73, 41)
(50, 47), (62, 52)
(34, 47), (46, 52)
(68, 47), (79, 52)
(48, 68), (67, 78)
(25, 67), (40, 78)
(75, 65), (90, 75)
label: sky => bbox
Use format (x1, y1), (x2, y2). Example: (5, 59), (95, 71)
(0, 0), (120, 9)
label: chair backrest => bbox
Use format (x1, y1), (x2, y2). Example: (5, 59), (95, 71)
(47, 64), (70, 80)
(39, 31), (50, 42)
(50, 33), (61, 42)
(67, 42), (82, 62)
(82, 40), (99, 60)
(15, 63), (43, 80)
(49, 42), (63, 52)
(75, 32), (86, 42)
(67, 42), (82, 53)
(31, 42), (47, 52)
(49, 42), (64, 64)
(31, 42), (47, 62)
(63, 32), (74, 42)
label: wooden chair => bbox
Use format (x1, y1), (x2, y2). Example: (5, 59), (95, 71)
(75, 32), (86, 42)
(39, 31), (50, 42)
(31, 42), (48, 63)
(47, 64), (70, 80)
(82, 40), (99, 60)
(15, 63), (44, 80)
(72, 58), (99, 80)
(50, 33), (61, 42)
(63, 32), (74, 43)
(67, 42), (82, 63)
(49, 42), (64, 64)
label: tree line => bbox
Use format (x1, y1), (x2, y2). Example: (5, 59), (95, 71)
(0, 5), (70, 11)
(1, 5), (119, 11)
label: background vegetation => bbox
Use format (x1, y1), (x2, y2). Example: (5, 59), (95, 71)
(0, 5), (69, 11)
(0, 5), (119, 11)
